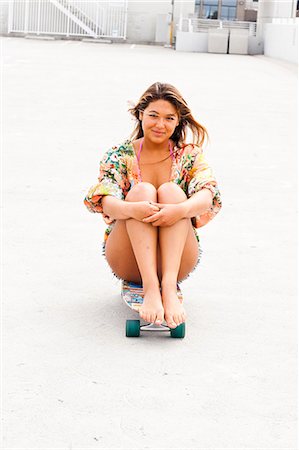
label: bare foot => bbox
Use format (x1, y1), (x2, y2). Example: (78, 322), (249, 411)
(162, 282), (186, 329)
(139, 285), (164, 325)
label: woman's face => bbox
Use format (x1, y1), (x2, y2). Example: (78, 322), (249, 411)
(139, 99), (179, 144)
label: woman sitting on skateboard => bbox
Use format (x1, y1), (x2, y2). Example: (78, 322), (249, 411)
(84, 82), (222, 330)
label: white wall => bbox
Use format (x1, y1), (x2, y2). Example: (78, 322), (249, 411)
(257, 0), (296, 20)
(126, 0), (194, 43)
(255, 0), (298, 63)
(126, 1), (171, 43)
(263, 22), (298, 63)
(0, 1), (9, 34)
(256, 0), (297, 37)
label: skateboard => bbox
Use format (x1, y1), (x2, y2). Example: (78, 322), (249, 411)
(121, 280), (186, 338)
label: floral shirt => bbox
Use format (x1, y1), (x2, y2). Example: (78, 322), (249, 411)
(84, 140), (222, 229)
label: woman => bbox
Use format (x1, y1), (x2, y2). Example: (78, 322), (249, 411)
(84, 82), (222, 330)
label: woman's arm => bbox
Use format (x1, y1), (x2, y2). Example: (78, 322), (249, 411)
(143, 188), (213, 227)
(181, 188), (213, 219)
(102, 196), (131, 220)
(102, 195), (159, 221)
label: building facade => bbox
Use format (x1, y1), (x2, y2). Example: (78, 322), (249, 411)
(0, 0), (297, 62)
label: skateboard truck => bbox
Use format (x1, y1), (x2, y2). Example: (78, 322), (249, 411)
(126, 319), (185, 338)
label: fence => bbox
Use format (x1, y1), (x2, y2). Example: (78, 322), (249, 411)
(178, 17), (257, 37)
(8, 0), (128, 39)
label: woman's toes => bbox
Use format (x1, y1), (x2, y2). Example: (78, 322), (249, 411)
(149, 314), (155, 323)
(165, 313), (186, 328)
(173, 315), (181, 326)
(178, 317), (185, 326)
(155, 311), (164, 325)
(166, 317), (177, 328)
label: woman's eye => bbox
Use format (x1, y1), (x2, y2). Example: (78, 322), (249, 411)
(148, 114), (175, 121)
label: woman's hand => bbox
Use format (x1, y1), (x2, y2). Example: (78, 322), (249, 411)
(142, 202), (187, 227)
(127, 201), (160, 222)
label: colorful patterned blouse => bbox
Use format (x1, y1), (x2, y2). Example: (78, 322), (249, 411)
(84, 140), (222, 229)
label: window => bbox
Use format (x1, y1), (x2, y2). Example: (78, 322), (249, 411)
(220, 0), (237, 20)
(195, 0), (237, 20)
(203, 0), (219, 19)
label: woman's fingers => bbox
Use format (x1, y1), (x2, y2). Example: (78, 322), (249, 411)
(143, 214), (171, 227)
(148, 201), (160, 212)
(142, 211), (161, 223)
(150, 201), (165, 209)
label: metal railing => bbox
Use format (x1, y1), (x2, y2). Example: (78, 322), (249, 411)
(178, 17), (257, 36)
(8, 0), (128, 39)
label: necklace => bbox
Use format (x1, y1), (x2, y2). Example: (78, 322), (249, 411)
(137, 138), (174, 165)
(136, 137), (175, 182)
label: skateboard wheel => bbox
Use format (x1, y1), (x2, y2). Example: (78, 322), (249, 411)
(126, 320), (140, 337)
(170, 323), (185, 338)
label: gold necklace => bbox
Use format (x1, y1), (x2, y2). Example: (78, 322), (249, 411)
(139, 153), (171, 165)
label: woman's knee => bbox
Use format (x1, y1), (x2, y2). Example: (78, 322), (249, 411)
(125, 182), (157, 202)
(157, 182), (187, 203)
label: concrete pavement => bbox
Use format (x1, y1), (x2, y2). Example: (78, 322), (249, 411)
(2, 36), (297, 449)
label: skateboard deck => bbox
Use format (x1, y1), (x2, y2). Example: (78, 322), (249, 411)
(121, 280), (185, 338)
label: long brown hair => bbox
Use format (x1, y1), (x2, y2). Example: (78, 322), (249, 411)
(129, 82), (209, 148)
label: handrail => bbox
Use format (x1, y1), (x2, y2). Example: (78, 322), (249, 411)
(178, 17), (257, 36)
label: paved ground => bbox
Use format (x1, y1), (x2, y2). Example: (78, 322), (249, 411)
(2, 36), (297, 449)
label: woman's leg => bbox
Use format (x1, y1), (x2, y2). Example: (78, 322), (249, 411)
(157, 182), (199, 328)
(105, 182), (164, 325)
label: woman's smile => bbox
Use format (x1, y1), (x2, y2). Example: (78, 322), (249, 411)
(152, 129), (165, 136)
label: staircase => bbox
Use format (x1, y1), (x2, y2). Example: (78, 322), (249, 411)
(8, 0), (127, 39)
(50, 0), (97, 37)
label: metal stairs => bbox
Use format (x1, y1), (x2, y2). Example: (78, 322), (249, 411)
(50, 0), (98, 37)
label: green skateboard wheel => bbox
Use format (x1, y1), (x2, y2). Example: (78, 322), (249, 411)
(126, 319), (140, 337)
(170, 323), (186, 338)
